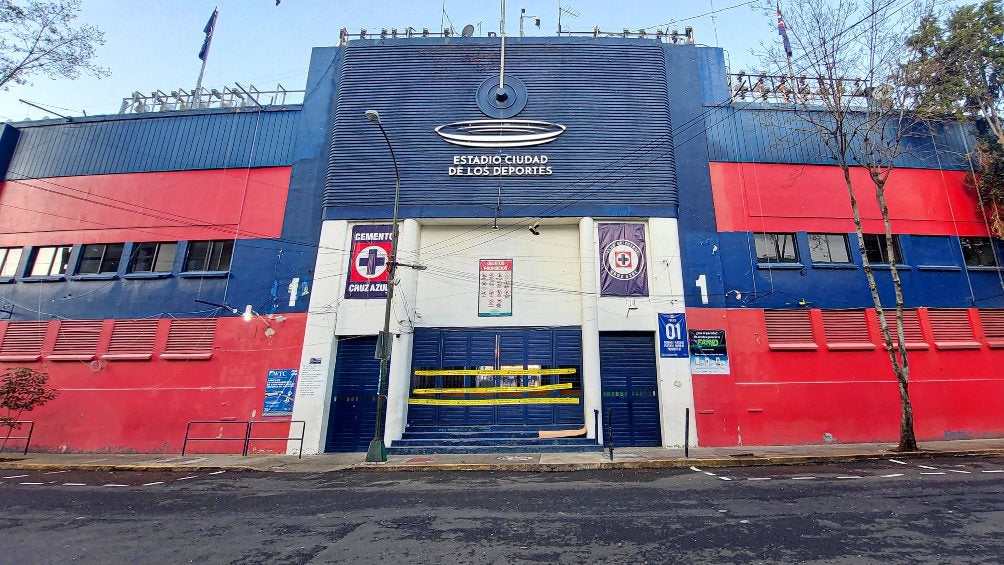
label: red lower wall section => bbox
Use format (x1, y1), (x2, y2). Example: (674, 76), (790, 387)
(1, 314), (306, 454)
(688, 308), (1004, 447)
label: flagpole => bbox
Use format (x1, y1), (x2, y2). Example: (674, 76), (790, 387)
(194, 53), (209, 108)
(195, 8), (218, 109)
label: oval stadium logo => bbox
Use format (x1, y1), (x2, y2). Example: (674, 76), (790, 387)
(435, 119), (565, 148)
(603, 239), (644, 281)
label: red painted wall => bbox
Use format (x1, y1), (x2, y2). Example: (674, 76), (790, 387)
(710, 162), (988, 236)
(0, 314), (306, 454)
(687, 307), (1004, 447)
(0, 167), (291, 247)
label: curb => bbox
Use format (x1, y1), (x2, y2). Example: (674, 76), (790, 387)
(2, 448), (1002, 474)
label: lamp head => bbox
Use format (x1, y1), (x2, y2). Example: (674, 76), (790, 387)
(364, 109), (381, 124)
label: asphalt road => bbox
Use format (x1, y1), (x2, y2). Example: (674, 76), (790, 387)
(3, 456), (1004, 564)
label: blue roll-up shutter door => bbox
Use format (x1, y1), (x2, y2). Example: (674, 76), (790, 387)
(325, 336), (379, 452)
(599, 332), (662, 447)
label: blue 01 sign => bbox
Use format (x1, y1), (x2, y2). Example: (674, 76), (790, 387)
(658, 313), (689, 358)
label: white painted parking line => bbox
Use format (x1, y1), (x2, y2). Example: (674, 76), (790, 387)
(142, 481), (164, 486)
(718, 476), (732, 481)
(881, 473), (905, 478)
(888, 459), (908, 465)
(176, 475), (199, 481)
(43, 470), (67, 475)
(836, 476), (862, 479)
(792, 476), (816, 480)
(20, 482), (44, 485)
(102, 484), (129, 487)
(3, 475), (28, 479)
(62, 483), (87, 486)
(207, 470), (225, 475)
(689, 466), (703, 472)
(921, 472), (946, 475)
(982, 470), (1004, 473)
(918, 465), (938, 470)
(946, 469), (971, 474)
(703, 471), (716, 476)
(747, 477), (771, 481)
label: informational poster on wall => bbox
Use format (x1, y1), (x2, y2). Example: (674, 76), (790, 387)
(345, 224), (393, 299)
(688, 329), (730, 374)
(262, 369), (298, 416)
(478, 259), (513, 317)
(598, 223), (649, 297)
(658, 313), (689, 358)
(296, 357), (325, 398)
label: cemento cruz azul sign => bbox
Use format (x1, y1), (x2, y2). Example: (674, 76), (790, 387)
(449, 154), (552, 177)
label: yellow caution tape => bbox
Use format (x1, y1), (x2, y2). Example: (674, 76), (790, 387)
(412, 383), (573, 395)
(408, 397), (581, 406)
(413, 368), (577, 376)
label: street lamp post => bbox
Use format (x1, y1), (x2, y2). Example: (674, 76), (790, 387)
(364, 109), (401, 463)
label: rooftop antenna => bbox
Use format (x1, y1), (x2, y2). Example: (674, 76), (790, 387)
(709, 0), (720, 45)
(520, 8), (541, 37)
(557, 2), (579, 36)
(462, 23), (475, 37)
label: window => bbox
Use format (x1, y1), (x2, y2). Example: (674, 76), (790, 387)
(183, 240), (234, 272)
(77, 243), (124, 275)
(960, 237), (998, 268)
(862, 234), (903, 264)
(0, 247), (22, 277)
(28, 245), (72, 277)
(808, 233), (851, 263)
(754, 233), (798, 263)
(129, 242), (177, 273)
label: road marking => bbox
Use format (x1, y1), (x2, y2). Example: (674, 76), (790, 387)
(43, 470), (67, 475)
(747, 477), (771, 481)
(888, 459), (908, 465)
(921, 472), (946, 475)
(142, 481), (164, 486)
(718, 476), (732, 481)
(917, 465), (938, 470)
(62, 483), (87, 486)
(207, 470), (225, 475)
(881, 473), (905, 478)
(836, 476), (862, 479)
(946, 469), (971, 474)
(19, 482), (44, 485)
(703, 471), (717, 476)
(689, 466), (703, 472)
(3, 475), (28, 479)
(982, 470), (1004, 473)
(792, 476), (816, 480)
(176, 475), (199, 481)
(102, 484), (129, 487)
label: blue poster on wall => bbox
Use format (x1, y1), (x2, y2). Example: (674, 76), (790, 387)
(658, 313), (689, 358)
(263, 369), (298, 416)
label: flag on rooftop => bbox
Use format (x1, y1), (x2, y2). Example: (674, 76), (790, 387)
(199, 8), (218, 61)
(777, 6), (793, 58)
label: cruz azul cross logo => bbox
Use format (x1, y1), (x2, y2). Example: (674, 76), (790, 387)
(354, 246), (388, 280)
(603, 239), (644, 280)
(345, 225), (393, 299)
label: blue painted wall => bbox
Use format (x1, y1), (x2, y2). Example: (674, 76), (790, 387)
(324, 37), (678, 220)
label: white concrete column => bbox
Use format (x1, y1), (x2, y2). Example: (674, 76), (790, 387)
(579, 217), (602, 441)
(649, 217), (697, 448)
(385, 219), (421, 444)
(289, 220), (350, 455)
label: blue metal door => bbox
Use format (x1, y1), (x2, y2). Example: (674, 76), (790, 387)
(599, 332), (662, 447)
(325, 336), (379, 452)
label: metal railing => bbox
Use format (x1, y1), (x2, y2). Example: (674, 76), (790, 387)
(119, 83), (305, 115)
(182, 420), (306, 459)
(0, 421), (35, 455)
(729, 72), (873, 107)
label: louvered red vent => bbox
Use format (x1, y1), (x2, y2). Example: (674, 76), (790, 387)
(0, 321), (48, 355)
(979, 309), (1004, 340)
(108, 319), (159, 354)
(928, 309), (975, 342)
(764, 310), (814, 343)
(889, 309), (925, 343)
(52, 320), (102, 354)
(164, 319), (217, 354)
(822, 310), (869, 343)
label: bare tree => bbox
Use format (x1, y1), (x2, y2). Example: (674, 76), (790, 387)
(759, 0), (936, 451)
(0, 0), (107, 91)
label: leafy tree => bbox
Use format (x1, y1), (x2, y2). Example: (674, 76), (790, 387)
(0, 0), (108, 91)
(759, 0), (936, 451)
(0, 366), (58, 451)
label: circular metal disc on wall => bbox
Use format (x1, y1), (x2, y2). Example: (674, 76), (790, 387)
(476, 75), (528, 119)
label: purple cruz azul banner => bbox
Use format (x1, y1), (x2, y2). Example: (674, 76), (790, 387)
(598, 223), (649, 297)
(345, 224), (393, 299)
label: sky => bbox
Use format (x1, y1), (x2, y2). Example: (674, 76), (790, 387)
(0, 0), (781, 122)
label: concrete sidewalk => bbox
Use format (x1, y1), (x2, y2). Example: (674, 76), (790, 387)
(2, 438), (1004, 473)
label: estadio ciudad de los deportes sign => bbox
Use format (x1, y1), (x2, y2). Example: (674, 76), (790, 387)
(449, 154), (552, 177)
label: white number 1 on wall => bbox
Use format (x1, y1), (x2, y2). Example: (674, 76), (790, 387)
(695, 274), (708, 305)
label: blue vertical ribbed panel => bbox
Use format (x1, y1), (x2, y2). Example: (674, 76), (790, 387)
(704, 105), (975, 170)
(323, 39), (678, 220)
(5, 109), (300, 180)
